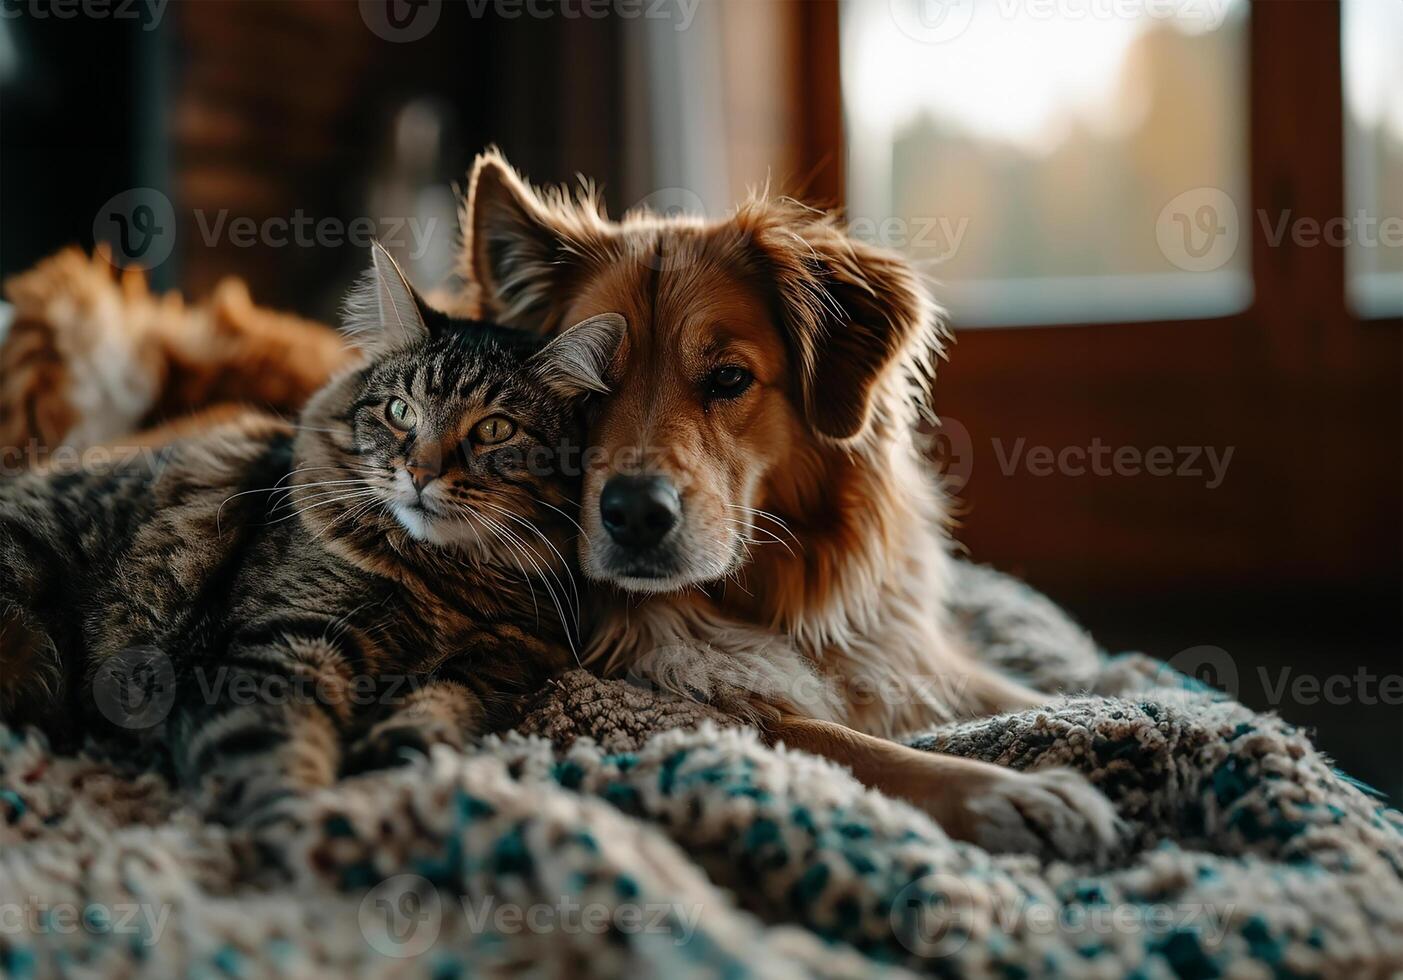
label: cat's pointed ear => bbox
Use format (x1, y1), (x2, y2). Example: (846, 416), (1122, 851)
(343, 241), (430, 353)
(529, 313), (626, 399)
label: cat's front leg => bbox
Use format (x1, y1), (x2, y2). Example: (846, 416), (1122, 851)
(0, 510), (66, 726)
(172, 627), (360, 826)
(342, 677), (485, 774)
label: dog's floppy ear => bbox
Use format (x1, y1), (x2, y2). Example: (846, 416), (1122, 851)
(343, 240), (432, 353)
(462, 150), (604, 332)
(528, 312), (626, 399)
(752, 218), (934, 443)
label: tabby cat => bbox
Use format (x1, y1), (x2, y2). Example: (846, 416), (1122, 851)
(0, 243), (622, 823)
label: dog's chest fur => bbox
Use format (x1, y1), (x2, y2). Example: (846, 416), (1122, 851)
(585, 450), (1034, 739)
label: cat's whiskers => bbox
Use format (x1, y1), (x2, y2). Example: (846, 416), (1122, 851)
(466, 507), (581, 667)
(450, 508), (581, 669)
(264, 489), (380, 527)
(477, 499), (581, 618)
(217, 469), (380, 532)
(270, 479), (379, 514)
(454, 509), (541, 627)
(477, 508), (581, 634)
(525, 493), (585, 537)
(308, 490), (386, 544)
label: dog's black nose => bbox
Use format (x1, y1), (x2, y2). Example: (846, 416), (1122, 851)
(599, 475), (680, 549)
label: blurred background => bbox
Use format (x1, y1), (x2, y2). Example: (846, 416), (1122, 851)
(1, 0), (1399, 799)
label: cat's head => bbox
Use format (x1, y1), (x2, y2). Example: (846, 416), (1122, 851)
(296, 242), (622, 559)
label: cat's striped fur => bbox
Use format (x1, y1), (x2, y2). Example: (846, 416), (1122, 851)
(0, 245), (622, 823)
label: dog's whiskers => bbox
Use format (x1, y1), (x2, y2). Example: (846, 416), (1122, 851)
(723, 516), (796, 558)
(730, 505), (804, 553)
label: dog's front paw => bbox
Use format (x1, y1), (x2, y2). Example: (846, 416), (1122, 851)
(961, 767), (1124, 862)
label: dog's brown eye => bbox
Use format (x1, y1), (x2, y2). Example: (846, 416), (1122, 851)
(705, 366), (753, 400)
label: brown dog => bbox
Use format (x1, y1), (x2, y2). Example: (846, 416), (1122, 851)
(460, 151), (1122, 860)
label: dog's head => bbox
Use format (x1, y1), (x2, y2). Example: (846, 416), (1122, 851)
(462, 152), (937, 594)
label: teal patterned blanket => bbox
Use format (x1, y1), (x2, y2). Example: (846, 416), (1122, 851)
(1, 564), (1399, 978)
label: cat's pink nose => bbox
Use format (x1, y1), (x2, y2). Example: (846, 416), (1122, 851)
(406, 461), (437, 493)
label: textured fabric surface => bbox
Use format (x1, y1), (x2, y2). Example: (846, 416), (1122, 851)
(1, 563), (1400, 978)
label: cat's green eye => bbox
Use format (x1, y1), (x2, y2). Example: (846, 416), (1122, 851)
(473, 415), (516, 445)
(386, 397), (416, 430)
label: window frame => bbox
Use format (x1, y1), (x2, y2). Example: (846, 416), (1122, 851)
(797, 0), (1401, 601)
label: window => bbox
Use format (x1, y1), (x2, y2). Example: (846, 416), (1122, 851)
(1343, 0), (1403, 319)
(841, 0), (1251, 326)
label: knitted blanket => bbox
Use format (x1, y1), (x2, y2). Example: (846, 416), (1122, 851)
(1, 563), (1399, 978)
